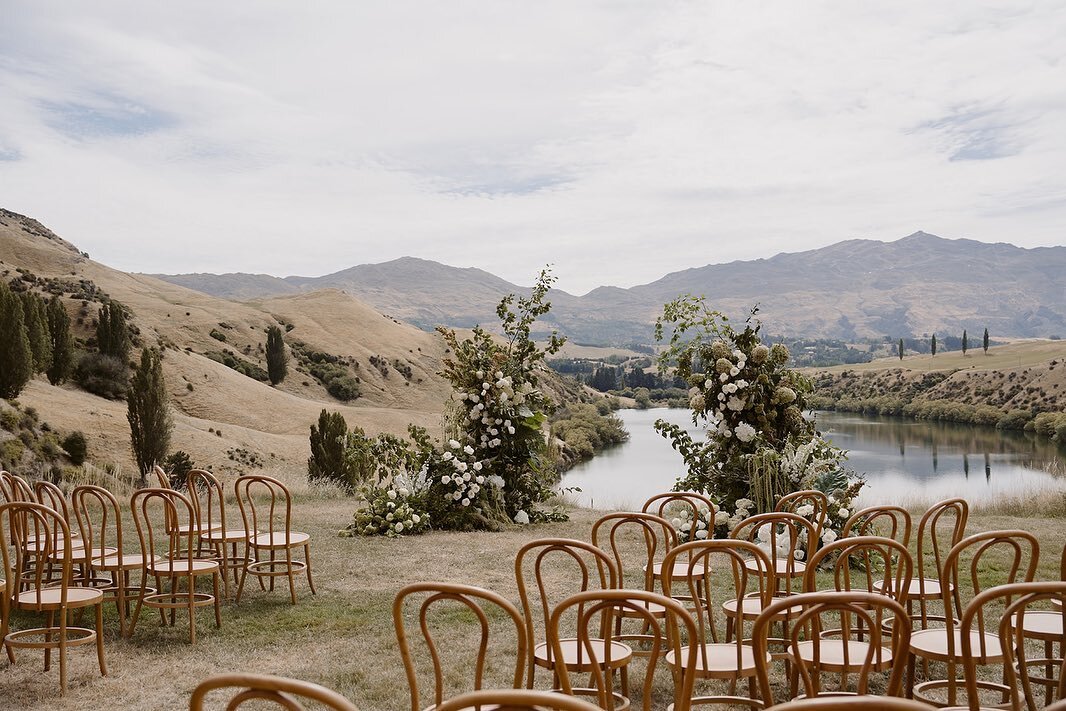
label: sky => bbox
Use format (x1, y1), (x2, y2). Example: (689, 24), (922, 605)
(2, 1), (1065, 295)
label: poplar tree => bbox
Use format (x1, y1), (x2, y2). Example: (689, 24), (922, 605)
(930, 334), (937, 357)
(962, 329), (968, 356)
(265, 325), (288, 385)
(983, 328), (989, 355)
(20, 291), (51, 373)
(127, 347), (172, 477)
(46, 296), (74, 385)
(898, 338), (904, 361)
(0, 281), (34, 397)
(97, 300), (130, 362)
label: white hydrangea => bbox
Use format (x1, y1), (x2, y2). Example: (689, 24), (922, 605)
(796, 504), (815, 517)
(735, 422), (757, 442)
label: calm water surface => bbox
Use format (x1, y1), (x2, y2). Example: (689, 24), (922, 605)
(563, 408), (1066, 509)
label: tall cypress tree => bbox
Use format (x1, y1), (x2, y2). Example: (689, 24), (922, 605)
(96, 300), (130, 362)
(0, 281), (34, 397)
(127, 347), (172, 477)
(898, 338), (904, 360)
(265, 325), (288, 385)
(20, 292), (52, 374)
(46, 296), (74, 385)
(983, 328), (989, 355)
(962, 329), (968, 355)
(930, 334), (937, 357)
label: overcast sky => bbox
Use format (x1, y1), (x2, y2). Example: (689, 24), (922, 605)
(2, 2), (1064, 295)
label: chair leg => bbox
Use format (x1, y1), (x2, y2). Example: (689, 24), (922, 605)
(212, 573), (222, 628)
(304, 543), (317, 595)
(267, 549), (276, 591)
(236, 554), (249, 603)
(906, 654), (916, 698)
(44, 610), (54, 671)
(188, 574), (197, 644)
(95, 603), (107, 676)
(128, 571), (149, 638)
(59, 607), (68, 694)
(287, 547), (297, 604)
(218, 542), (230, 600)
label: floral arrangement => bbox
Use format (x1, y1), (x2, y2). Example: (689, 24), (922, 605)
(345, 481), (431, 538)
(654, 299), (862, 542)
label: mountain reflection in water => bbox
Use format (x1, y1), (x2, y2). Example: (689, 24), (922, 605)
(563, 408), (1065, 510)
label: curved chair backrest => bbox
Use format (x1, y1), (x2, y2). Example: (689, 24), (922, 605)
(188, 468), (226, 533)
(6, 473), (35, 502)
(0, 501), (76, 604)
(72, 484), (126, 560)
(514, 538), (618, 687)
(549, 589), (698, 711)
(189, 672), (358, 711)
(764, 696), (938, 711)
(591, 511), (677, 591)
(753, 591), (910, 703)
(642, 491), (715, 541)
(730, 511), (817, 590)
(435, 689), (604, 711)
(234, 474), (293, 546)
(939, 529), (1040, 656)
(393, 582), (527, 711)
(663, 539), (773, 648)
(34, 479), (75, 532)
(131, 488), (198, 570)
(957, 581), (1066, 711)
(152, 464), (171, 488)
(775, 489), (829, 539)
(806, 535), (913, 602)
(842, 505), (912, 547)
(0, 470), (14, 502)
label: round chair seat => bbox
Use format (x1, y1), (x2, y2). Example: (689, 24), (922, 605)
(176, 521), (223, 535)
(69, 545), (118, 563)
(745, 557), (806, 576)
(96, 552), (158, 570)
(645, 561), (705, 580)
(794, 639), (893, 671)
(875, 576), (951, 599)
(203, 527), (257, 543)
(25, 537), (87, 555)
(666, 642), (767, 677)
(148, 559), (220, 575)
(250, 531), (310, 547)
(533, 638), (632, 672)
(722, 595), (796, 621)
(1017, 610), (1063, 641)
(16, 586), (104, 610)
(910, 627), (1002, 662)
(619, 599), (667, 618)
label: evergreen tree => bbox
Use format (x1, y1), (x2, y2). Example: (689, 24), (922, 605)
(930, 334), (937, 357)
(308, 409), (355, 489)
(265, 325), (288, 385)
(0, 281), (34, 398)
(20, 292), (52, 374)
(962, 329), (968, 355)
(127, 347), (172, 477)
(46, 296), (74, 385)
(898, 338), (904, 360)
(97, 300), (130, 362)
(983, 327), (989, 355)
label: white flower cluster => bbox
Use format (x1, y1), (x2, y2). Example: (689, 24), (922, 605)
(456, 369), (535, 452)
(439, 439), (495, 507)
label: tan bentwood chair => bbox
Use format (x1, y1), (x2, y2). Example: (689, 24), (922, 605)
(775, 489), (830, 540)
(661, 539), (774, 707)
(393, 582), (528, 711)
(128, 488), (223, 644)
(1015, 544), (1066, 706)
(434, 689), (604, 711)
(753, 591), (911, 702)
(189, 672), (358, 710)
(1, 501), (107, 693)
(71, 484), (157, 637)
(908, 529), (1040, 706)
(514, 538), (628, 694)
(907, 498), (968, 630)
(842, 505), (912, 547)
(190, 469), (256, 599)
(235, 474), (316, 604)
(548, 589), (699, 711)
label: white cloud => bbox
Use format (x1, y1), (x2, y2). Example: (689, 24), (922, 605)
(1, 1), (1064, 293)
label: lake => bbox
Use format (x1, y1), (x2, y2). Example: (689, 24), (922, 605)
(562, 408), (1066, 510)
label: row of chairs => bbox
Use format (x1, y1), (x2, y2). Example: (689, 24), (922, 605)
(0, 468), (315, 693)
(392, 492), (1065, 710)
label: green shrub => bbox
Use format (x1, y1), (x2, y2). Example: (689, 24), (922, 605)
(74, 352), (128, 399)
(996, 409), (1032, 431)
(1055, 419), (1066, 443)
(326, 375), (361, 401)
(1031, 412), (1064, 438)
(61, 431), (88, 465)
(205, 350), (269, 382)
(0, 438), (25, 468)
(209, 329), (227, 342)
(163, 450), (194, 490)
(0, 409), (20, 432)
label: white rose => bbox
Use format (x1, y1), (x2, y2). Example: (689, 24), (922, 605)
(387, 490), (397, 500)
(412, 514), (421, 524)
(822, 530), (838, 543)
(838, 509), (850, 519)
(796, 504), (815, 517)
(735, 422), (756, 442)
(514, 510), (530, 525)
(394, 522), (404, 533)
(463, 445), (475, 455)
(507, 426), (515, 435)
(441, 475), (451, 484)
(449, 439), (461, 449)
(730, 367), (740, 376)
(472, 461), (483, 471)
(476, 370), (484, 379)
(714, 511), (730, 525)
(461, 498), (470, 507)
(695, 529), (709, 539)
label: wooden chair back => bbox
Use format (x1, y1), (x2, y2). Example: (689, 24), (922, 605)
(0, 470), (15, 502)
(5, 473), (36, 502)
(187, 468), (227, 533)
(434, 689), (604, 711)
(189, 672), (358, 710)
(914, 498), (968, 625)
(775, 489), (829, 538)
(806, 535), (913, 601)
(71, 484), (126, 561)
(641, 491), (715, 542)
(591, 511), (676, 591)
(842, 505), (912, 547)
(130, 488), (199, 571)
(753, 591), (910, 702)
(662, 538), (773, 646)
(730, 511), (817, 590)
(513, 538), (617, 687)
(393, 582), (527, 711)
(234, 474), (294, 547)
(152, 464), (170, 488)
(939, 529), (1040, 657)
(548, 589), (698, 711)
(0, 501), (76, 606)
(960, 581), (1066, 711)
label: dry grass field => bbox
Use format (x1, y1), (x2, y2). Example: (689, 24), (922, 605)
(6, 467), (1066, 710)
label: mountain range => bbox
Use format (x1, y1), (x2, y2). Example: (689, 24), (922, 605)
(153, 232), (1066, 343)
